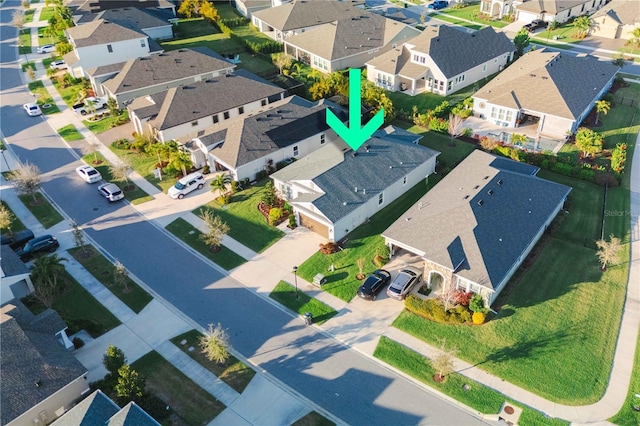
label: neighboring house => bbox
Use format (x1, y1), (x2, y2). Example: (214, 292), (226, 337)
(1, 245), (35, 306)
(51, 390), (160, 425)
(75, 7), (177, 40)
(128, 69), (286, 142)
(480, 0), (608, 23)
(271, 127), (439, 242)
(64, 19), (157, 79)
(382, 150), (571, 306)
(69, 0), (176, 17)
(232, 0), (272, 18)
(93, 47), (235, 106)
(251, 0), (365, 42)
(366, 25), (515, 96)
(1, 302), (87, 425)
(283, 12), (421, 74)
(590, 0), (640, 40)
(472, 49), (619, 139)
(178, 95), (346, 182)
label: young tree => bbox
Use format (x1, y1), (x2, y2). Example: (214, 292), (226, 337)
(199, 210), (229, 251)
(199, 0), (219, 23)
(103, 344), (127, 376)
(596, 234), (621, 270)
(199, 323), (230, 364)
(210, 172), (232, 201)
(513, 29), (530, 59)
(594, 99), (610, 125)
(261, 180), (277, 206)
(113, 260), (129, 292)
(574, 127), (604, 158)
(115, 364), (145, 403)
(177, 0), (202, 18)
(69, 219), (86, 250)
(447, 113), (464, 147)
(109, 161), (130, 184)
(273, 53), (293, 74)
(12, 10), (25, 29)
(9, 163), (41, 203)
(574, 15), (593, 38)
(0, 204), (14, 231)
(107, 98), (120, 117)
(432, 339), (458, 381)
(31, 254), (68, 308)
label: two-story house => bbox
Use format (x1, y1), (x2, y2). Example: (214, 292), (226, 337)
(75, 6), (177, 40)
(480, 0), (607, 23)
(366, 25), (515, 96)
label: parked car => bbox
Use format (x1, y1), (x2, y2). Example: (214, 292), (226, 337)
(76, 165), (102, 183)
(168, 172), (205, 199)
(523, 19), (548, 32)
(428, 0), (448, 10)
(23, 102), (42, 116)
(37, 44), (56, 54)
(72, 97), (108, 115)
(357, 269), (392, 301)
(98, 183), (124, 202)
(387, 266), (423, 300)
(1, 228), (35, 250)
(49, 60), (68, 70)
(16, 235), (59, 261)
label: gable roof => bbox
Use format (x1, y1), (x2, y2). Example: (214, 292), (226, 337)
(366, 45), (426, 78)
(180, 96), (346, 168)
(285, 12), (420, 61)
(405, 25), (515, 78)
(1, 244), (29, 277)
(70, 0), (175, 14)
(76, 7), (173, 29)
(272, 134), (439, 223)
(1, 302), (87, 425)
(383, 150), (571, 291)
(252, 0), (364, 31)
(102, 47), (234, 95)
(516, 0), (590, 14)
(473, 49), (619, 120)
(66, 19), (146, 47)
(591, 0), (640, 25)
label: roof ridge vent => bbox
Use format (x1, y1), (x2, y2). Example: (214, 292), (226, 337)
(497, 179), (503, 185)
(477, 200), (484, 206)
(487, 189), (493, 195)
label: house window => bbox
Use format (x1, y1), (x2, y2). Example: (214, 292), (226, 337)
(482, 63), (487, 72)
(320, 134), (325, 144)
(140, 39), (146, 48)
(261, 99), (267, 106)
(212, 114), (219, 124)
(312, 56), (328, 71)
(293, 145), (299, 156)
(223, 111), (230, 120)
(378, 192), (384, 205)
(438, 80), (444, 91)
(403, 176), (407, 185)
(427, 77), (433, 88)
(238, 106), (244, 114)
(191, 120), (198, 126)
(447, 80), (452, 90)
(107, 44), (113, 53)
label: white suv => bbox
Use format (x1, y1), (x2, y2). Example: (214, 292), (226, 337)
(168, 172), (205, 199)
(98, 183), (124, 202)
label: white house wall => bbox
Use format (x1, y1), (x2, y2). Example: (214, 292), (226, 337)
(72, 38), (150, 74)
(142, 26), (174, 40)
(540, 114), (574, 138)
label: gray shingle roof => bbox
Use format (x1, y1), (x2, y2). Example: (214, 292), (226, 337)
(473, 49), (619, 120)
(70, 0), (175, 15)
(66, 19), (146, 47)
(76, 7), (172, 30)
(107, 401), (161, 426)
(51, 390), (120, 425)
(86, 61), (126, 77)
(516, 0), (590, 14)
(367, 46), (427, 78)
(591, 0), (640, 25)
(1, 245), (29, 277)
(383, 150), (571, 291)
(1, 303), (87, 425)
(102, 47), (234, 95)
(252, 0), (364, 31)
(406, 25), (515, 78)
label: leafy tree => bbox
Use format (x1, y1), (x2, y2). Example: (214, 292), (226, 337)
(273, 53), (293, 74)
(596, 234), (621, 270)
(199, 323), (230, 364)
(594, 99), (610, 125)
(209, 172), (232, 201)
(9, 163), (41, 203)
(574, 15), (593, 38)
(513, 29), (530, 58)
(115, 364), (145, 403)
(31, 254), (68, 308)
(199, 0), (219, 22)
(42, 25), (56, 43)
(610, 143), (627, 173)
(0, 204), (14, 231)
(198, 210), (229, 250)
(447, 113), (464, 147)
(510, 133), (528, 146)
(261, 180), (277, 206)
(574, 127), (604, 158)
(113, 260), (129, 292)
(432, 339), (458, 380)
(103, 344), (127, 376)
(178, 0), (202, 18)
(107, 98), (120, 117)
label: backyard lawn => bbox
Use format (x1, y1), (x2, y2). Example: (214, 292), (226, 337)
(17, 192), (63, 229)
(195, 181), (285, 253)
(431, 3), (509, 29)
(269, 281), (338, 325)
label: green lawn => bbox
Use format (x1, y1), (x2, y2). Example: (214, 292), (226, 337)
(52, 77), (86, 108)
(387, 81), (482, 117)
(82, 110), (129, 134)
(170, 330), (256, 393)
(132, 351), (226, 425)
(18, 28), (31, 54)
(429, 13), (483, 30)
(236, 51), (278, 77)
(27, 80), (60, 115)
(216, 3), (244, 20)
(165, 218), (247, 270)
(431, 3), (509, 29)
(531, 22), (586, 44)
(57, 124), (83, 142)
(39, 6), (54, 22)
(81, 152), (154, 205)
(163, 18), (244, 55)
(195, 181), (285, 253)
(68, 245), (153, 314)
(21, 61), (35, 72)
(24, 8), (35, 23)
(609, 329), (640, 425)
(16, 192), (63, 228)
(375, 337), (568, 425)
(108, 144), (177, 193)
(42, 55), (61, 69)
(269, 281), (338, 325)
(0, 201), (27, 233)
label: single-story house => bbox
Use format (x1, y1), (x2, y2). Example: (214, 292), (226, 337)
(590, 0), (640, 40)
(69, 0), (177, 17)
(472, 49), (619, 139)
(75, 6), (177, 40)
(283, 12), (421, 74)
(94, 47), (236, 106)
(2, 302), (87, 425)
(128, 69), (286, 143)
(480, 0), (608, 23)
(178, 95), (346, 182)
(271, 127), (439, 242)
(382, 150), (571, 306)
(366, 25), (515, 96)
(1, 245), (35, 306)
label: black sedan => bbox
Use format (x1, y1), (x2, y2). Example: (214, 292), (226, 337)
(357, 269), (392, 301)
(16, 235), (59, 262)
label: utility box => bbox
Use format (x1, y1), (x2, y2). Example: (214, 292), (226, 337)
(303, 312), (313, 325)
(313, 274), (326, 287)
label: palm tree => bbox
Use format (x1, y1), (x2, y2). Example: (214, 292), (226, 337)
(308, 68), (322, 82)
(169, 149), (192, 177)
(594, 99), (610, 125)
(573, 15), (593, 39)
(210, 172), (232, 199)
(628, 27), (640, 47)
(31, 254), (68, 308)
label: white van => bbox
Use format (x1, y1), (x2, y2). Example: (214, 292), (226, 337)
(168, 172), (205, 199)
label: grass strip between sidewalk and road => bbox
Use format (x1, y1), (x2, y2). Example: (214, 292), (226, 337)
(374, 337), (569, 426)
(0, 201), (27, 233)
(165, 218), (247, 270)
(170, 330), (256, 394)
(68, 245), (153, 314)
(269, 281), (338, 325)
(57, 124), (83, 142)
(132, 351), (226, 425)
(28, 81), (60, 115)
(17, 192), (63, 229)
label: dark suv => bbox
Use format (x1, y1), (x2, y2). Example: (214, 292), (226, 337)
(357, 269), (392, 301)
(16, 235), (59, 261)
(523, 19), (547, 32)
(1, 228), (35, 250)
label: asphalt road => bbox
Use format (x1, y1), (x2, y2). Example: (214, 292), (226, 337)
(0, 2), (489, 424)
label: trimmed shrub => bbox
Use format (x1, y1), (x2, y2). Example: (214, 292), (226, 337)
(231, 180), (241, 193)
(472, 312), (486, 325)
(269, 207), (283, 225)
(111, 138), (131, 150)
(72, 337), (84, 349)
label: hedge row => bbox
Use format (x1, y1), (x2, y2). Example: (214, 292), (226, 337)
(215, 20), (283, 54)
(404, 295), (472, 324)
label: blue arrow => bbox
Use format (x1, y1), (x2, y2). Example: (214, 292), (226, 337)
(326, 68), (384, 151)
